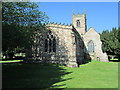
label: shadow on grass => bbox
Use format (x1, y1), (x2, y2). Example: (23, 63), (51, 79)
(109, 60), (120, 62)
(2, 63), (72, 89)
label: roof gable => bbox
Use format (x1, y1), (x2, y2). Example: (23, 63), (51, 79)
(84, 27), (99, 37)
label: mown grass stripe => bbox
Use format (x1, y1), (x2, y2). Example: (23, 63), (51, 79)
(0, 60), (23, 63)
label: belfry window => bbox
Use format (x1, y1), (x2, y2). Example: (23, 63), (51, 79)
(44, 31), (56, 53)
(76, 20), (80, 27)
(88, 40), (94, 53)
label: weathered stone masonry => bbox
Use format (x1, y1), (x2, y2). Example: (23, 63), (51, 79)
(31, 12), (108, 67)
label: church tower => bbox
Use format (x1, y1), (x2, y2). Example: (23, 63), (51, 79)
(72, 12), (87, 35)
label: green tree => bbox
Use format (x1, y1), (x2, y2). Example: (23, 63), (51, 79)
(100, 28), (120, 60)
(100, 30), (110, 53)
(118, 28), (120, 42)
(2, 2), (49, 59)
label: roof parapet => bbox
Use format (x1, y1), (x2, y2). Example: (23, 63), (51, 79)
(46, 22), (72, 29)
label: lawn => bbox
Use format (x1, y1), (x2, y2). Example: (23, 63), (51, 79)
(2, 60), (118, 89)
(0, 60), (23, 63)
(110, 59), (118, 60)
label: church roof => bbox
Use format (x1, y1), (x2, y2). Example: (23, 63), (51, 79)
(84, 27), (99, 36)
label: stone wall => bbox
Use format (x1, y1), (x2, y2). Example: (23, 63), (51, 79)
(83, 27), (108, 62)
(30, 12), (109, 67)
(72, 13), (86, 35)
(47, 24), (78, 67)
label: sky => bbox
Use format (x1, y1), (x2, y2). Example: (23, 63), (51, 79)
(36, 2), (118, 33)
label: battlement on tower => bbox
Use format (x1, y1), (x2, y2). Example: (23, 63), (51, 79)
(72, 12), (86, 18)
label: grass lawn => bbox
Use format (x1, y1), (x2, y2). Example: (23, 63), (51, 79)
(110, 59), (118, 60)
(0, 60), (23, 63)
(2, 60), (118, 89)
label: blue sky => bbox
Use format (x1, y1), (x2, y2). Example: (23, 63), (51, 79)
(37, 2), (118, 33)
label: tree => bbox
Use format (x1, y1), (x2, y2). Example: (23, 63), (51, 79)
(2, 2), (49, 59)
(100, 28), (120, 59)
(100, 30), (110, 54)
(118, 28), (120, 42)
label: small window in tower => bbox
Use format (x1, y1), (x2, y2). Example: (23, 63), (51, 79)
(76, 20), (80, 27)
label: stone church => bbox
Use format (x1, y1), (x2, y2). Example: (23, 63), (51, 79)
(30, 12), (108, 67)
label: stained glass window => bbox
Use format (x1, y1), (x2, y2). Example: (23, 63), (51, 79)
(53, 38), (56, 52)
(44, 31), (56, 53)
(45, 39), (48, 52)
(88, 40), (94, 53)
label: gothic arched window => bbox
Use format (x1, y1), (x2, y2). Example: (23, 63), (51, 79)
(44, 31), (56, 53)
(45, 39), (48, 52)
(53, 38), (56, 52)
(76, 20), (80, 27)
(88, 40), (94, 53)
(49, 39), (52, 52)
